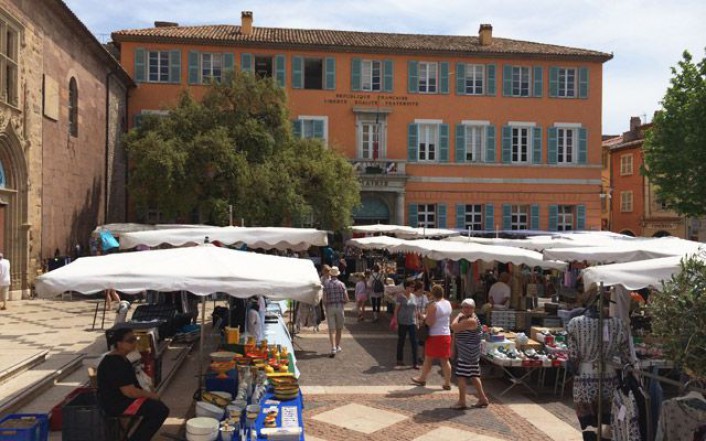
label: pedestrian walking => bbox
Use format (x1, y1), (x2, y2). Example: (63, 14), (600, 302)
(450, 298), (489, 409)
(369, 265), (385, 322)
(393, 280), (419, 369)
(322, 266), (349, 357)
(0, 253), (10, 310)
(354, 272), (368, 321)
(411, 285), (452, 390)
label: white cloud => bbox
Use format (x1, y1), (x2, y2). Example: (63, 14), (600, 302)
(64, 0), (706, 133)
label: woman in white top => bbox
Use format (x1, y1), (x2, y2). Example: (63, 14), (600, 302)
(354, 271), (369, 321)
(412, 285), (452, 390)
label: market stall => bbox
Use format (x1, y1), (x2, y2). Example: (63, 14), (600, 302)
(543, 236), (703, 264)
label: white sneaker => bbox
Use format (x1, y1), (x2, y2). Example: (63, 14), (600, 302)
(329, 347), (337, 358)
(336, 346), (342, 353)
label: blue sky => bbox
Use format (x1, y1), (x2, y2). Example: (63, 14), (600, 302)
(64, 0), (706, 135)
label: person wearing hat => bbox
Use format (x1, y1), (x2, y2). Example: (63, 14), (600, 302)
(0, 253), (9, 310)
(322, 266), (349, 357)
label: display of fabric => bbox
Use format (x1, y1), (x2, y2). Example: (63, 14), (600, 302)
(610, 370), (649, 441)
(567, 313), (631, 440)
(655, 394), (706, 441)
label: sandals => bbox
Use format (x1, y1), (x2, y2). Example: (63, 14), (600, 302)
(471, 401), (489, 408)
(442, 384), (451, 390)
(411, 377), (426, 386)
(451, 403), (468, 410)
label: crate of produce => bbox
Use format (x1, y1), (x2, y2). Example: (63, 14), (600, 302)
(61, 389), (106, 441)
(0, 413), (49, 441)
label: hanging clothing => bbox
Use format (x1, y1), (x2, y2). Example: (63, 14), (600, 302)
(655, 396), (706, 441)
(611, 371), (649, 441)
(567, 314), (631, 440)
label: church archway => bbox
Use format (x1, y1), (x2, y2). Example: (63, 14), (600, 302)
(353, 195), (390, 225)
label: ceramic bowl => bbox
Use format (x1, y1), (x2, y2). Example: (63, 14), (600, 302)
(186, 417), (219, 435)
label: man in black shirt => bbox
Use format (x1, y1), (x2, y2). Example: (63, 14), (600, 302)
(98, 328), (169, 441)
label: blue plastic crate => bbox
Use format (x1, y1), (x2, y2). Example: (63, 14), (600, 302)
(0, 413), (49, 441)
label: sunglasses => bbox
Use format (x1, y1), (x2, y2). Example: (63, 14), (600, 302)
(122, 337), (138, 343)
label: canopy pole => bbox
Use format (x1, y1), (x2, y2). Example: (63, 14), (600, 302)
(199, 295), (206, 391)
(597, 282), (605, 440)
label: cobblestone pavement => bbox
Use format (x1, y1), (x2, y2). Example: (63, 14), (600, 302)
(292, 305), (581, 441)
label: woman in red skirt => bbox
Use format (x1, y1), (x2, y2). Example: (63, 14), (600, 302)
(411, 284), (452, 390)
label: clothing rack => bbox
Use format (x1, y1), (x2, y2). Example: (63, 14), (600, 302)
(607, 360), (706, 395)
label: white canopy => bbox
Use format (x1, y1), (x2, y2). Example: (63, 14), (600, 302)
(543, 237), (704, 264)
(351, 224), (458, 238)
(119, 226), (328, 251)
(347, 236), (405, 250)
(580, 255), (686, 291)
(35, 245), (323, 304)
(387, 239), (567, 269)
(446, 233), (635, 252)
(93, 223), (211, 237)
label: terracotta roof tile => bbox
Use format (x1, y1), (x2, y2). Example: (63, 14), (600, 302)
(112, 25), (612, 61)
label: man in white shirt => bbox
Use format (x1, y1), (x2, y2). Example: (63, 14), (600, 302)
(488, 272), (511, 310)
(0, 254), (10, 310)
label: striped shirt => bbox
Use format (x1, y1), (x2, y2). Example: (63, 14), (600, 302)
(323, 277), (348, 306)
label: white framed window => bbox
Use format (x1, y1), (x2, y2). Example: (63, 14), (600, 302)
(557, 127), (577, 163)
(511, 205), (529, 230)
(620, 154), (634, 175)
(512, 66), (531, 97)
(463, 64), (484, 95)
(201, 53), (223, 83)
(463, 204), (483, 231)
(558, 68), (577, 98)
(620, 191), (633, 212)
(0, 15), (20, 107)
(511, 127), (531, 163)
(358, 114), (386, 159)
(148, 50), (172, 82)
(418, 123), (438, 161)
(418, 62), (438, 94)
(297, 116), (328, 143)
(361, 60), (382, 92)
(465, 125), (485, 162)
(418, 204), (437, 228)
(557, 205), (574, 231)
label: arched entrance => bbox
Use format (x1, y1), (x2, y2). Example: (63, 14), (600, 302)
(619, 230), (636, 237)
(652, 230), (671, 238)
(353, 196), (390, 225)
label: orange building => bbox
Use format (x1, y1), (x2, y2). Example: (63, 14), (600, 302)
(112, 12), (611, 231)
(606, 116), (687, 237)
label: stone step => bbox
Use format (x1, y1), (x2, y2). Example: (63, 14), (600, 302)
(0, 353), (85, 418)
(0, 350), (48, 386)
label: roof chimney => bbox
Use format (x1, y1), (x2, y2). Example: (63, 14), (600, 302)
(154, 21), (179, 28)
(629, 116), (641, 132)
(479, 24), (493, 46)
(241, 11), (253, 35)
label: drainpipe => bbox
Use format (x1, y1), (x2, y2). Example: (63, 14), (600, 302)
(105, 71), (116, 225)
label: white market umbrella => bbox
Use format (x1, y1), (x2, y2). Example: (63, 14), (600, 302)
(347, 236), (405, 250)
(351, 224), (458, 238)
(580, 255), (687, 291)
(544, 237), (704, 264)
(36, 244), (323, 304)
(119, 226), (328, 251)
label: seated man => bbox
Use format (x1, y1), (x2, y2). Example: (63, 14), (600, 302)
(98, 328), (169, 441)
(488, 272), (512, 310)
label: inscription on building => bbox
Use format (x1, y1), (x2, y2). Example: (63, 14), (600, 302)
(324, 93), (419, 107)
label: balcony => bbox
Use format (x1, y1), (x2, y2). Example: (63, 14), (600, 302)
(351, 159), (406, 176)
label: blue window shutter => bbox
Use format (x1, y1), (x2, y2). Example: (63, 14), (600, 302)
(531, 204), (540, 230)
(223, 53), (235, 75)
(579, 67), (589, 99)
(134, 48), (146, 82)
(549, 205), (558, 231)
(408, 61), (418, 93)
(486, 64), (496, 96)
(455, 124), (465, 163)
(533, 66), (543, 97)
(241, 53), (253, 72)
(292, 56), (303, 89)
(548, 127), (558, 164)
(134, 113), (144, 128)
(578, 128), (588, 164)
(275, 55), (286, 87)
(577, 205), (586, 230)
(502, 204), (512, 230)
(532, 127), (542, 164)
(383, 59), (394, 92)
(439, 124), (449, 162)
(408, 123), (418, 162)
(485, 204), (494, 231)
(440, 62), (449, 94)
(456, 63), (466, 95)
(351, 58), (361, 91)
(292, 120), (302, 138)
(325, 57), (335, 90)
(502, 126), (512, 163)
(485, 125), (496, 163)
(313, 120), (324, 139)
(169, 50), (181, 83)
(549, 67), (559, 97)
(503, 65), (513, 96)
(408, 204), (418, 227)
(188, 51), (199, 84)
(456, 204), (465, 229)
(437, 204), (447, 228)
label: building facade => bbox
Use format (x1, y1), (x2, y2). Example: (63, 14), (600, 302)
(606, 116), (687, 238)
(112, 12), (610, 232)
(0, 0), (132, 298)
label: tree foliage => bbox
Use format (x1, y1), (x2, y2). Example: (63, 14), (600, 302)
(648, 253), (706, 379)
(643, 50), (706, 216)
(125, 71), (360, 230)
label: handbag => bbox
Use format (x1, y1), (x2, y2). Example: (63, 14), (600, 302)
(417, 322), (430, 343)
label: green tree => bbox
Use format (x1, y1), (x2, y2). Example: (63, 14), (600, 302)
(643, 50), (706, 216)
(125, 71), (360, 229)
(648, 254), (706, 379)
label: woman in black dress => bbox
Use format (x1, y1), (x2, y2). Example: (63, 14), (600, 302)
(450, 298), (489, 410)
